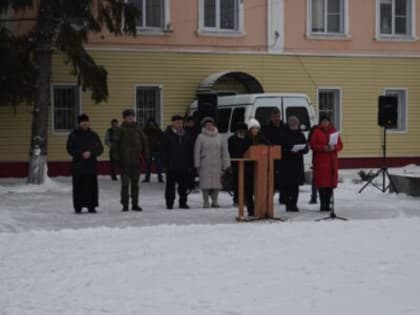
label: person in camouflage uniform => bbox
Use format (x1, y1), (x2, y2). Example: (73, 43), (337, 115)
(114, 109), (150, 212)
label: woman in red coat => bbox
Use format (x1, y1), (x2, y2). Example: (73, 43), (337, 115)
(309, 115), (343, 211)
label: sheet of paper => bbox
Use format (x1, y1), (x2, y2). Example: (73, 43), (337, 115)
(329, 132), (340, 146)
(291, 144), (306, 152)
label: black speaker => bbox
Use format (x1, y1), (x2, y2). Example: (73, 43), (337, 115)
(197, 93), (217, 123)
(378, 96), (398, 128)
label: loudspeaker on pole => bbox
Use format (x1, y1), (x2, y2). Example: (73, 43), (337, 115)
(378, 96), (398, 128)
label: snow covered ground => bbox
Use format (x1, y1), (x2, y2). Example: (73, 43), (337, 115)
(1, 169), (420, 314)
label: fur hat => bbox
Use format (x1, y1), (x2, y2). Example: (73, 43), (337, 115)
(248, 118), (261, 129)
(200, 116), (215, 127)
(171, 114), (184, 122)
(319, 115), (331, 123)
(77, 114), (89, 123)
(122, 109), (135, 118)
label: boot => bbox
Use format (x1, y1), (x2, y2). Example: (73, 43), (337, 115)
(325, 188), (332, 211)
(309, 184), (317, 204)
(158, 174), (164, 183)
(319, 188), (329, 212)
(132, 204), (143, 211)
(210, 190), (220, 208)
(202, 190), (210, 208)
(142, 175), (150, 183)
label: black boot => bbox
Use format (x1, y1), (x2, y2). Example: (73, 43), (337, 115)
(166, 201), (173, 210)
(287, 188), (299, 212)
(325, 188), (332, 211)
(142, 176), (150, 183)
(319, 188), (329, 212)
(88, 208), (97, 213)
(309, 183), (317, 204)
(132, 205), (143, 211)
(158, 175), (164, 183)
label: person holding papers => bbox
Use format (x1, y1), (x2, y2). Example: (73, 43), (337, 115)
(309, 115), (343, 212)
(277, 116), (309, 212)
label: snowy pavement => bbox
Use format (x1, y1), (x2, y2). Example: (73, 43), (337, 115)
(0, 170), (420, 232)
(1, 170), (420, 314)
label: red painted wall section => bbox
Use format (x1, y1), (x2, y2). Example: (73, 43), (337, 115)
(1, 158), (419, 178)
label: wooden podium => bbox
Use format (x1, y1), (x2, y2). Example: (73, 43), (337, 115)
(235, 145), (281, 221)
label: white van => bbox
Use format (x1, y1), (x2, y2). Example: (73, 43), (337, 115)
(189, 93), (316, 173)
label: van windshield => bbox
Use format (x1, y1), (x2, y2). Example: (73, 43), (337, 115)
(283, 97), (311, 131)
(254, 97), (282, 126)
(286, 107), (310, 131)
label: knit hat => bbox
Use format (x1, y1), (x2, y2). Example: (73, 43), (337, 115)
(122, 109), (135, 118)
(77, 114), (89, 123)
(201, 116), (215, 127)
(248, 118), (260, 129)
(234, 122), (248, 131)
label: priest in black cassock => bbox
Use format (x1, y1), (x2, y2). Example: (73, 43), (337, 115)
(66, 114), (104, 214)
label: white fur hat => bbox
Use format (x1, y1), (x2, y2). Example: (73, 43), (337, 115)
(248, 118), (261, 129)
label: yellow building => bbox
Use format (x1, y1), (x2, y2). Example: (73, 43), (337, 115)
(1, 0), (420, 176)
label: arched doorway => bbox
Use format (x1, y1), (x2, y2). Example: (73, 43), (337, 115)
(196, 71), (264, 95)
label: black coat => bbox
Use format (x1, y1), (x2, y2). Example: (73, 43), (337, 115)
(243, 132), (270, 177)
(278, 128), (309, 188)
(160, 127), (194, 172)
(228, 134), (248, 159)
(67, 128), (104, 175)
(261, 121), (288, 145)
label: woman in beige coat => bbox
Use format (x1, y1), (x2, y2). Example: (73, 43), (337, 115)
(194, 117), (230, 208)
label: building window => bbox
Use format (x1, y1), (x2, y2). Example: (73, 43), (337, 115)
(384, 89), (407, 131)
(310, 0), (345, 34)
(135, 86), (161, 127)
(52, 85), (80, 132)
(127, 0), (167, 30)
(200, 0), (242, 33)
(318, 88), (341, 131)
(378, 0), (413, 37)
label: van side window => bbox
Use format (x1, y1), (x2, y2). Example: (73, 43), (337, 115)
(286, 107), (310, 131)
(216, 108), (232, 133)
(255, 107), (277, 126)
(230, 107), (245, 132)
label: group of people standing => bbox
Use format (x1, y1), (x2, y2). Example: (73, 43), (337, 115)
(67, 107), (342, 217)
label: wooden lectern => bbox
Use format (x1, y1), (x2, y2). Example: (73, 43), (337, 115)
(236, 145), (281, 221)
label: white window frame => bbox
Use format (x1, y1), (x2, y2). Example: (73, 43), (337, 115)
(383, 88), (408, 133)
(375, 0), (416, 40)
(307, 0), (350, 39)
(317, 87), (342, 132)
(198, 0), (244, 36)
(134, 84), (163, 127)
(125, 0), (171, 33)
(51, 84), (82, 134)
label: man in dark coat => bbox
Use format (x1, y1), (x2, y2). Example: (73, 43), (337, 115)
(160, 115), (194, 209)
(104, 119), (119, 181)
(114, 109), (150, 212)
(142, 117), (164, 183)
(67, 114), (104, 214)
(261, 108), (288, 204)
(278, 116), (309, 212)
(228, 121), (248, 206)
